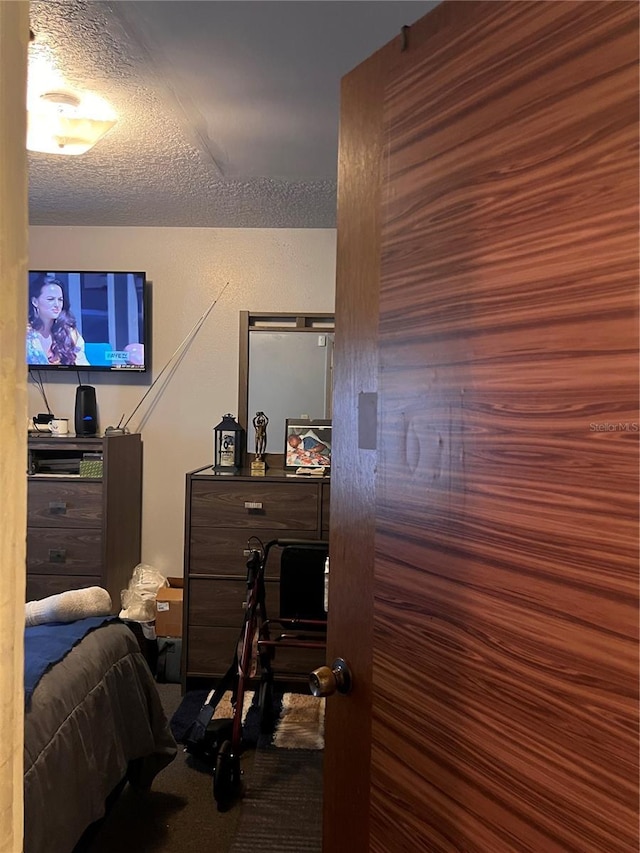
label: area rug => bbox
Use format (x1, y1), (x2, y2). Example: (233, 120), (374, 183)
(170, 687), (325, 750)
(271, 693), (325, 750)
(171, 687), (262, 732)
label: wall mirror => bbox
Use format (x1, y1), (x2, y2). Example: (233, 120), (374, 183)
(238, 312), (335, 457)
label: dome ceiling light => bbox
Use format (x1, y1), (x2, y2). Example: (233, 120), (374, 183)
(27, 90), (117, 156)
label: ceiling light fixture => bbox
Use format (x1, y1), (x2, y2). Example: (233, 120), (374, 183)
(27, 90), (117, 156)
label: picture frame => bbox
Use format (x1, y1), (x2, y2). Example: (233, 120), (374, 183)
(284, 419), (332, 473)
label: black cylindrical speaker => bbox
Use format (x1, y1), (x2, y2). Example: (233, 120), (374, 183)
(74, 385), (98, 436)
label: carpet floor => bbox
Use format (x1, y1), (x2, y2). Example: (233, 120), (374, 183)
(77, 683), (248, 853)
(229, 748), (323, 853)
(77, 683), (323, 853)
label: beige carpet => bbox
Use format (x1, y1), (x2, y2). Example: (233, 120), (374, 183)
(272, 693), (325, 750)
(210, 689), (255, 722)
(207, 689), (325, 750)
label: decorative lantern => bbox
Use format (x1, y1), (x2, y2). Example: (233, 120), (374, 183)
(213, 414), (243, 472)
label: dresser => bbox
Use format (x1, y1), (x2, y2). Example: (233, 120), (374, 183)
(183, 465), (330, 690)
(26, 433), (142, 609)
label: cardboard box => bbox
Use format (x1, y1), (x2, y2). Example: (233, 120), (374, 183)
(155, 582), (183, 637)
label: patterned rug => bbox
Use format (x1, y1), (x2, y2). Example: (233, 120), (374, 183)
(170, 687), (325, 750)
(271, 692), (325, 750)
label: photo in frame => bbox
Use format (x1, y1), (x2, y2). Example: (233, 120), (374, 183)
(284, 419), (332, 473)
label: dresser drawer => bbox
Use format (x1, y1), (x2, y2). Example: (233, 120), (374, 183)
(27, 528), (102, 574)
(185, 624), (321, 679)
(187, 626), (243, 677)
(321, 484), (330, 535)
(188, 577), (279, 628)
(188, 578), (247, 628)
(183, 468), (330, 687)
(28, 481), (103, 528)
(189, 527), (318, 577)
(26, 574), (102, 602)
(190, 481), (319, 529)
(268, 645), (325, 678)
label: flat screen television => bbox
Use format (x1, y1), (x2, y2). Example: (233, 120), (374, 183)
(27, 270), (149, 372)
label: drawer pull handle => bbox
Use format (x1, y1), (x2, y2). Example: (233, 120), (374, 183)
(244, 501), (263, 510)
(48, 548), (66, 564)
(48, 501), (67, 515)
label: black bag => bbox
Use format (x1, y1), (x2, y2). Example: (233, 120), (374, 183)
(156, 637), (182, 683)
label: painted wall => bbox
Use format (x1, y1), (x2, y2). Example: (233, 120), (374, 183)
(28, 226), (336, 581)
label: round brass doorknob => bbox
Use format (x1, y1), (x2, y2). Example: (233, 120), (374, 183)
(309, 658), (352, 697)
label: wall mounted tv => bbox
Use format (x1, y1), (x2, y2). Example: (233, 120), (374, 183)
(27, 270), (149, 372)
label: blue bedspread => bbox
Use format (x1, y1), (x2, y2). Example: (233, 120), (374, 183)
(24, 616), (116, 706)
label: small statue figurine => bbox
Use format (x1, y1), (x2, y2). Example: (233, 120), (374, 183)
(253, 411), (269, 461)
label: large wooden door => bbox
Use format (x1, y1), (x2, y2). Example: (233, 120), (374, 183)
(326, 2), (639, 851)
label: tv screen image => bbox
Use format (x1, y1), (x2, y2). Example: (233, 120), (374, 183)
(27, 270), (148, 371)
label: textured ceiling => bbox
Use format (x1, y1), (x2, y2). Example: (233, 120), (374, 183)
(28, 0), (436, 229)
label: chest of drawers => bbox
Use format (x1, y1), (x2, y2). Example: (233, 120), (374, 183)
(26, 433), (142, 609)
(183, 466), (330, 689)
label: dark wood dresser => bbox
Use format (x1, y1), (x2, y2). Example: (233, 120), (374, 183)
(183, 465), (330, 690)
(26, 433), (142, 610)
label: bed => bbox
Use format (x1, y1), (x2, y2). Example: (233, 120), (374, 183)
(24, 618), (177, 853)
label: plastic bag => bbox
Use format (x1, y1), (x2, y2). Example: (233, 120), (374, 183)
(119, 563), (168, 624)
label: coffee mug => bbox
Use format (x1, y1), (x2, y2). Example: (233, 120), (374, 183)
(49, 418), (69, 436)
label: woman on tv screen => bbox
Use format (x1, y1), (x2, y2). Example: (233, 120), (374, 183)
(27, 274), (89, 366)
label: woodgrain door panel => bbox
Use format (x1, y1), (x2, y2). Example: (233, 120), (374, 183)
(328, 2), (639, 852)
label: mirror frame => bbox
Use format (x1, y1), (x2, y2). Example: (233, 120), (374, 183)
(238, 311), (335, 463)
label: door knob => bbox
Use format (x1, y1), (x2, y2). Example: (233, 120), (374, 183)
(309, 657), (352, 697)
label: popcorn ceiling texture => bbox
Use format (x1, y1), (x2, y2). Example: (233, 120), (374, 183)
(27, 0), (433, 229)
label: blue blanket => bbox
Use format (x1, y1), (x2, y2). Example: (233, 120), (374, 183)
(24, 616), (116, 706)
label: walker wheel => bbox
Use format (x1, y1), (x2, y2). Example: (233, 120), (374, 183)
(213, 740), (241, 811)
